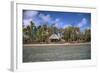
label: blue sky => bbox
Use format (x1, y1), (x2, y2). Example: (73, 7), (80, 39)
(23, 10), (91, 31)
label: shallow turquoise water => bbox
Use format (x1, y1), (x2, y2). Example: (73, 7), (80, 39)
(23, 44), (91, 62)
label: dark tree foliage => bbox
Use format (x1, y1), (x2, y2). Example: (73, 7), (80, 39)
(23, 21), (91, 44)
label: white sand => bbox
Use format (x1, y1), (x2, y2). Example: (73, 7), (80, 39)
(23, 42), (90, 47)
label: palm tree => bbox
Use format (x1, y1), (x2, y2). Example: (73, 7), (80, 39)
(84, 29), (91, 42)
(30, 21), (36, 41)
(63, 26), (80, 42)
(23, 21), (36, 43)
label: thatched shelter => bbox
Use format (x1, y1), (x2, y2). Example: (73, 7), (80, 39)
(49, 34), (60, 42)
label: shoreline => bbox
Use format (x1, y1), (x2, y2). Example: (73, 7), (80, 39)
(23, 42), (91, 47)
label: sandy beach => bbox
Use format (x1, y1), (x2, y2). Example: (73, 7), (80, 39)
(23, 42), (91, 47)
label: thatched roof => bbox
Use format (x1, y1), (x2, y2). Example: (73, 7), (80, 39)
(49, 34), (60, 40)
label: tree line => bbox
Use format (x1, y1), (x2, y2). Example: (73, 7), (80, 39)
(23, 21), (91, 44)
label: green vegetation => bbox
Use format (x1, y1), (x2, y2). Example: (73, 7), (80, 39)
(23, 21), (91, 44)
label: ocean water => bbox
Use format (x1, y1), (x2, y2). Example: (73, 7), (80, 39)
(23, 44), (91, 62)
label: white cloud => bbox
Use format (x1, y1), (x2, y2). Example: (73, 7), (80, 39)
(81, 18), (87, 24)
(54, 23), (60, 28)
(33, 19), (41, 27)
(77, 23), (82, 27)
(77, 18), (87, 27)
(63, 24), (72, 29)
(80, 26), (90, 32)
(55, 18), (60, 22)
(53, 18), (62, 28)
(39, 14), (51, 23)
(23, 11), (38, 19)
(23, 19), (32, 27)
(23, 11), (41, 27)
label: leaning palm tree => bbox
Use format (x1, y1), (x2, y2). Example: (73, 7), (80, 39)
(30, 21), (37, 42)
(25, 21), (36, 43)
